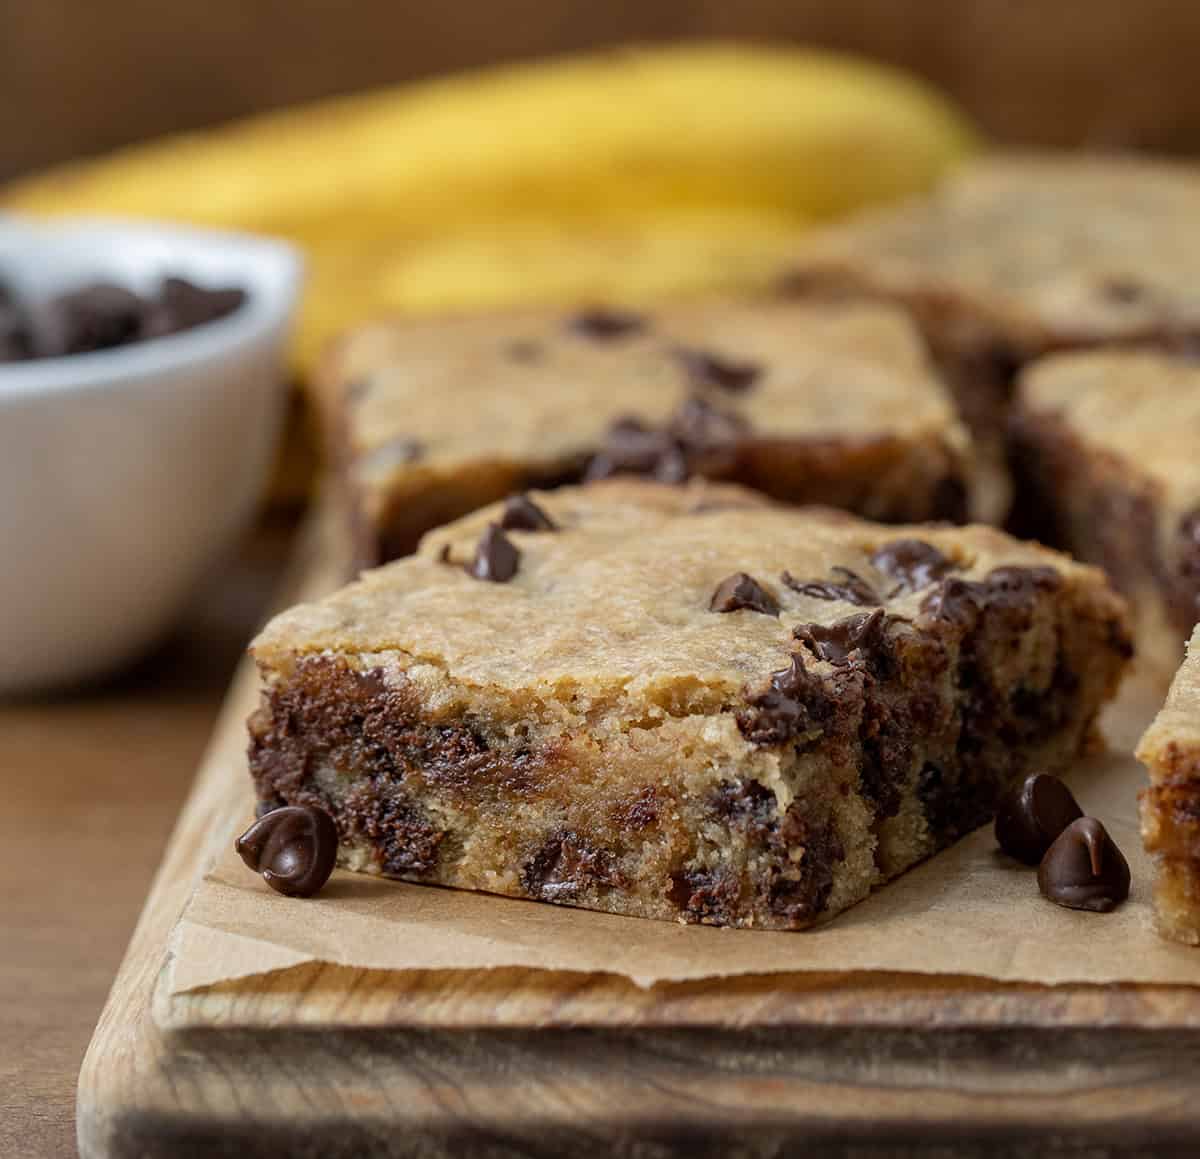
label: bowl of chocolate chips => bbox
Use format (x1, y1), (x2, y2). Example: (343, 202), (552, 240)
(0, 216), (302, 693)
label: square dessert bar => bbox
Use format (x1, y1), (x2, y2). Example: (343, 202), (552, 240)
(248, 480), (1131, 930)
(782, 154), (1200, 433)
(323, 297), (971, 566)
(1010, 350), (1200, 662)
(1137, 628), (1200, 944)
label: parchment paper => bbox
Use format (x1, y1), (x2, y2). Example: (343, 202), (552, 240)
(161, 675), (1200, 998)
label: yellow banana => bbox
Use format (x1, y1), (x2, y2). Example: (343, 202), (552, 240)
(4, 42), (975, 243)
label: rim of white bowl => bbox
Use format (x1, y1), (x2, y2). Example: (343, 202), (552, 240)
(0, 215), (304, 399)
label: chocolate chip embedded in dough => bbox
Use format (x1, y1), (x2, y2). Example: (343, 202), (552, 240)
(870, 538), (958, 593)
(710, 572), (780, 616)
(782, 567), (881, 607)
(499, 494), (557, 533)
(469, 523), (521, 582)
(235, 805), (339, 898)
(584, 417), (688, 484)
(794, 609), (887, 666)
(994, 772), (1084, 866)
(568, 307), (646, 340)
(674, 345), (761, 393)
(1037, 817), (1130, 912)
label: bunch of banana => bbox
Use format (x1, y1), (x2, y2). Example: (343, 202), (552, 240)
(5, 42), (975, 362)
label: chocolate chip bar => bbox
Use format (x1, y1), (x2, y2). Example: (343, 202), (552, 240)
(783, 155), (1200, 434)
(324, 298), (971, 566)
(1010, 350), (1200, 663)
(247, 480), (1131, 930)
(1137, 627), (1200, 944)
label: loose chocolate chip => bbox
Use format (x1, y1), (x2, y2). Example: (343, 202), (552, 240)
(710, 572), (780, 616)
(871, 539), (958, 593)
(28, 282), (148, 358)
(994, 773), (1084, 866)
(499, 493), (557, 533)
(0, 303), (29, 362)
(568, 307), (646, 340)
(159, 276), (246, 331)
(674, 346), (761, 393)
(1038, 817), (1130, 912)
(470, 523), (520, 582)
(236, 805), (338, 898)
(782, 566), (881, 607)
(795, 609), (887, 666)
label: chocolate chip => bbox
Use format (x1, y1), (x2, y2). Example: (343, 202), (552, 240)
(782, 567), (881, 607)
(568, 307), (645, 340)
(871, 539), (958, 593)
(0, 303), (29, 362)
(27, 283), (147, 358)
(736, 653), (830, 745)
(498, 494), (557, 533)
(158, 276), (246, 331)
(667, 395), (747, 471)
(710, 572), (780, 616)
(469, 523), (520, 582)
(920, 565), (1062, 626)
(235, 805), (338, 898)
(795, 609), (887, 666)
(674, 346), (761, 393)
(994, 773), (1084, 865)
(1038, 817), (1130, 912)
(506, 339), (542, 363)
(1098, 276), (1146, 304)
(585, 417), (688, 484)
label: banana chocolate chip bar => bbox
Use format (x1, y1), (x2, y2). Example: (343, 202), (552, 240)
(1010, 349), (1200, 663)
(783, 154), (1200, 435)
(1138, 627), (1200, 945)
(323, 297), (971, 567)
(247, 480), (1131, 930)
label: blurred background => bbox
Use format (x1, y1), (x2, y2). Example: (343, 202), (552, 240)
(5, 0), (1200, 185)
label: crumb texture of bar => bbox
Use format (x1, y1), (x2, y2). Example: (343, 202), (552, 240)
(249, 480), (1131, 930)
(783, 154), (1200, 431)
(1138, 627), (1200, 945)
(325, 297), (970, 564)
(1010, 349), (1200, 657)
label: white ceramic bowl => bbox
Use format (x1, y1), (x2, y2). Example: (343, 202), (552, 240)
(0, 216), (302, 694)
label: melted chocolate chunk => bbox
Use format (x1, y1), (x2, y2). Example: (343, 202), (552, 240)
(994, 773), (1084, 866)
(667, 867), (740, 924)
(710, 572), (780, 616)
(235, 805), (338, 898)
(795, 609), (887, 666)
(674, 346), (761, 393)
(469, 523), (520, 582)
(736, 653), (830, 746)
(568, 307), (646, 340)
(782, 567), (881, 607)
(767, 809), (844, 923)
(711, 779), (778, 826)
(499, 493), (557, 532)
(920, 565), (1062, 626)
(521, 831), (619, 901)
(871, 539), (958, 593)
(1038, 817), (1130, 912)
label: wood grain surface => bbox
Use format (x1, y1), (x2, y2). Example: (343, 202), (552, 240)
(0, 524), (293, 1159)
(5, 0), (1200, 184)
(74, 509), (1200, 1159)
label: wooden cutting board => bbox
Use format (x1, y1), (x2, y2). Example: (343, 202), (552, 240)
(77, 512), (1200, 1159)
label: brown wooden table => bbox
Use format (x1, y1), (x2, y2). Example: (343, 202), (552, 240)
(0, 524), (294, 1159)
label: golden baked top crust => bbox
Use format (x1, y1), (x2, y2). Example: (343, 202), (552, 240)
(325, 297), (966, 503)
(254, 479), (1123, 698)
(1017, 350), (1200, 508)
(787, 154), (1200, 347)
